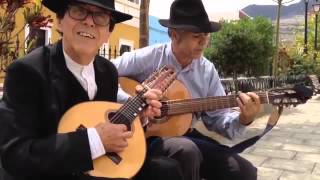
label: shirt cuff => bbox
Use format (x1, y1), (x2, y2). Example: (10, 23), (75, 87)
(234, 116), (247, 133)
(87, 128), (106, 160)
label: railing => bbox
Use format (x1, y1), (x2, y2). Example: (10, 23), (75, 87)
(98, 45), (133, 60)
(98, 45), (120, 60)
(221, 75), (309, 94)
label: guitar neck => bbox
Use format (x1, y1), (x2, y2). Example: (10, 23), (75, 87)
(110, 89), (148, 124)
(161, 92), (272, 116)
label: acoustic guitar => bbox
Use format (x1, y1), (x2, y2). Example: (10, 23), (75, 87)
(119, 77), (312, 137)
(58, 65), (177, 179)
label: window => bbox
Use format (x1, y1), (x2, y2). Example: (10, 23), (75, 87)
(25, 24), (52, 53)
(29, 28), (46, 47)
(120, 44), (131, 55)
(128, 0), (139, 4)
(119, 38), (134, 56)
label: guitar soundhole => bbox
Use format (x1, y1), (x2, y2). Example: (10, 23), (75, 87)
(107, 112), (132, 131)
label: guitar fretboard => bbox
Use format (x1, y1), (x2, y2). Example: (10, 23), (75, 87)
(161, 92), (273, 116)
(110, 89), (148, 124)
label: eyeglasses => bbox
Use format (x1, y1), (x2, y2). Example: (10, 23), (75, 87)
(67, 5), (111, 26)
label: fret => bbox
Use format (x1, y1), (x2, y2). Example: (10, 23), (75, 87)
(162, 92), (273, 116)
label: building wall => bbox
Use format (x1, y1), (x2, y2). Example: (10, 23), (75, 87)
(0, 3), (57, 82)
(116, 0), (140, 28)
(149, 16), (170, 45)
(0, 0), (139, 80)
(107, 23), (139, 59)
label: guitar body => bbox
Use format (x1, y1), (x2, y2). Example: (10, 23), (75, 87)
(58, 101), (146, 178)
(119, 77), (193, 137)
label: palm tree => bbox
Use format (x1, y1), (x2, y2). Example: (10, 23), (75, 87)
(272, 0), (296, 77)
(139, 0), (150, 48)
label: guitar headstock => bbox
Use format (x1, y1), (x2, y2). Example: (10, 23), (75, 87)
(142, 65), (177, 92)
(268, 84), (313, 107)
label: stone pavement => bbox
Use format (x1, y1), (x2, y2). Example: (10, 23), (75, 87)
(195, 95), (320, 180)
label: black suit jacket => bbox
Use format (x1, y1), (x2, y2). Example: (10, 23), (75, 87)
(0, 41), (120, 180)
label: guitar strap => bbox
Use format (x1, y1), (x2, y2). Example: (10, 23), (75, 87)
(230, 105), (284, 153)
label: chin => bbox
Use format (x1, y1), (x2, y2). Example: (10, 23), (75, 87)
(193, 53), (202, 59)
(75, 45), (96, 55)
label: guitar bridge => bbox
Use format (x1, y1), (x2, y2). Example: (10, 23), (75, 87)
(105, 152), (122, 164)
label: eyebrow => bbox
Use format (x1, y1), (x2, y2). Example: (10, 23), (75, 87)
(71, 3), (111, 14)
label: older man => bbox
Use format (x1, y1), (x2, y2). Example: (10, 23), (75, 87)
(113, 0), (261, 179)
(0, 0), (181, 180)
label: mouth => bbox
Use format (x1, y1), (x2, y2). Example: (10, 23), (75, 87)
(77, 31), (95, 39)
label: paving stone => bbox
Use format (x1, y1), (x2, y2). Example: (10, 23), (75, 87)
(312, 129), (320, 135)
(278, 127), (313, 134)
(304, 140), (320, 147)
(313, 163), (320, 175)
(279, 171), (320, 180)
(253, 140), (283, 149)
(194, 95), (320, 178)
(282, 144), (320, 153)
(293, 133), (320, 140)
(295, 153), (320, 163)
(240, 154), (268, 166)
(250, 148), (296, 159)
(265, 136), (303, 145)
(257, 167), (282, 180)
(266, 130), (294, 137)
(262, 158), (314, 173)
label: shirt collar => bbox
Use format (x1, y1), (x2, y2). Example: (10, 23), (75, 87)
(63, 49), (94, 76)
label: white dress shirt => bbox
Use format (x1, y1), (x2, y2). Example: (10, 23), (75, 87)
(63, 50), (106, 159)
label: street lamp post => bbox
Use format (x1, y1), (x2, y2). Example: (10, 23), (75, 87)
(313, 0), (320, 65)
(313, 0), (320, 50)
(304, 0), (309, 53)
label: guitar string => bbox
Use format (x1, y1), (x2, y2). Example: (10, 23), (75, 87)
(110, 86), (148, 124)
(160, 93), (272, 114)
(110, 67), (172, 124)
(160, 92), (299, 114)
(109, 66), (165, 124)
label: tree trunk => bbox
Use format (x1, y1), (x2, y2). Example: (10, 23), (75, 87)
(139, 0), (149, 48)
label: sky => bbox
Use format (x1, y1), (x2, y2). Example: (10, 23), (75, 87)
(149, 0), (301, 20)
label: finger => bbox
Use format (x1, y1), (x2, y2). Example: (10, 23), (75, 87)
(116, 124), (127, 132)
(145, 99), (162, 108)
(112, 146), (126, 153)
(143, 92), (158, 101)
(151, 107), (161, 117)
(144, 105), (161, 118)
(117, 140), (129, 148)
(144, 89), (163, 100)
(122, 131), (133, 139)
(247, 92), (260, 104)
(236, 97), (244, 110)
(238, 92), (251, 105)
(135, 85), (143, 92)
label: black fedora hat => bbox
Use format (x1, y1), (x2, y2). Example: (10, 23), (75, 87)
(42, 0), (133, 23)
(159, 0), (221, 33)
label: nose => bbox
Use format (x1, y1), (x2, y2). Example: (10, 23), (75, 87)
(82, 13), (95, 27)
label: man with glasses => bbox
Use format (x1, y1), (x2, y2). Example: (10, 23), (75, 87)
(0, 0), (182, 180)
(113, 0), (261, 179)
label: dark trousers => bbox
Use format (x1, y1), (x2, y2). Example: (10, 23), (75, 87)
(134, 137), (185, 180)
(134, 155), (184, 180)
(186, 129), (257, 180)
